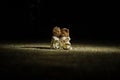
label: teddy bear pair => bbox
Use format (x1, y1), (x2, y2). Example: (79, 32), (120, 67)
(50, 26), (72, 50)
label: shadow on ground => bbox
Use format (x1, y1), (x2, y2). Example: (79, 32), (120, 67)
(21, 46), (51, 49)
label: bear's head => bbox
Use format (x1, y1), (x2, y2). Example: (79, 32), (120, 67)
(61, 28), (69, 37)
(52, 26), (61, 37)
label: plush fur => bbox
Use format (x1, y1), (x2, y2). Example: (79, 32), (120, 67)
(50, 26), (72, 50)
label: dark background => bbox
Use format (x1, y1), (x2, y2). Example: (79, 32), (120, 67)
(2, 0), (120, 42)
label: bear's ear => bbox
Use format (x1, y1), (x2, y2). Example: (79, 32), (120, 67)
(66, 28), (69, 33)
(55, 26), (58, 28)
(53, 26), (60, 30)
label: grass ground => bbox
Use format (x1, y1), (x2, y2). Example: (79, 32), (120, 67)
(0, 42), (120, 80)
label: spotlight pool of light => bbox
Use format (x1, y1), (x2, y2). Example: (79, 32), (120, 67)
(1, 43), (120, 53)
